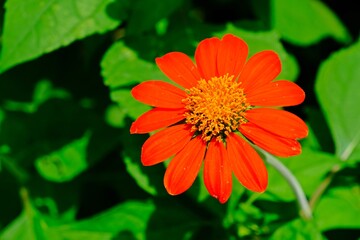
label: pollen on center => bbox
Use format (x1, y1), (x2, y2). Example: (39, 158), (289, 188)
(183, 74), (250, 142)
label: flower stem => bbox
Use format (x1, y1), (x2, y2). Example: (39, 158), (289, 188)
(254, 146), (313, 220)
(309, 164), (340, 209)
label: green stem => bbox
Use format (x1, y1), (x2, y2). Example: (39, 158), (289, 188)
(254, 146), (313, 220)
(309, 133), (355, 210)
(309, 164), (340, 210)
(0, 155), (29, 183)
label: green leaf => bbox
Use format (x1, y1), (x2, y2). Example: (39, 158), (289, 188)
(123, 155), (158, 196)
(315, 41), (360, 161)
(35, 132), (90, 182)
(261, 148), (340, 201)
(0, 189), (48, 240)
(49, 200), (202, 240)
(271, 0), (351, 45)
(101, 41), (158, 122)
(51, 201), (155, 240)
(127, 0), (183, 35)
(3, 80), (70, 113)
(300, 125), (322, 152)
(270, 219), (324, 240)
(101, 41), (164, 89)
(121, 129), (165, 196)
(31, 80), (70, 106)
(110, 89), (151, 121)
(104, 104), (127, 128)
(315, 185), (360, 231)
(214, 23), (299, 82)
(0, 0), (123, 73)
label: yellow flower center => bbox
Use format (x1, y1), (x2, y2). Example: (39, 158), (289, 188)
(183, 74), (250, 142)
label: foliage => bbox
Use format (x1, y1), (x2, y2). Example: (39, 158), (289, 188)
(0, 0), (359, 239)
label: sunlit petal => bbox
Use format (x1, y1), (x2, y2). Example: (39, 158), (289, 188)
(204, 139), (232, 203)
(239, 50), (281, 92)
(240, 122), (302, 157)
(217, 34), (248, 80)
(164, 136), (206, 195)
(156, 52), (201, 89)
(246, 80), (305, 107)
(141, 124), (193, 166)
(195, 37), (221, 80)
(132, 80), (187, 108)
(130, 108), (186, 134)
(245, 108), (308, 139)
(227, 133), (268, 192)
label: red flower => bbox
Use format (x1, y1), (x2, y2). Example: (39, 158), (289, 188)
(130, 34), (308, 203)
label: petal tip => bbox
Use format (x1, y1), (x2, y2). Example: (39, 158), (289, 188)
(140, 156), (153, 166)
(164, 184), (182, 196)
(218, 196), (230, 204)
(246, 178), (268, 193)
(130, 123), (138, 134)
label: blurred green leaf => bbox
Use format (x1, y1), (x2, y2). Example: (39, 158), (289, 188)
(214, 23), (299, 81)
(127, 0), (183, 35)
(261, 148), (340, 201)
(271, 0), (351, 45)
(105, 104), (127, 128)
(3, 80), (70, 113)
(101, 41), (158, 122)
(51, 201), (155, 240)
(315, 185), (360, 231)
(0, 210), (44, 240)
(124, 156), (158, 195)
(0, 97), (121, 184)
(0, 0), (123, 73)
(32, 80), (70, 106)
(49, 200), (203, 240)
(270, 219), (324, 240)
(35, 132), (90, 182)
(1, 199), (155, 240)
(110, 89), (151, 121)
(0, 100), (90, 168)
(315, 41), (360, 162)
(0, 189), (48, 240)
(101, 41), (164, 88)
(301, 125), (322, 152)
(121, 129), (165, 196)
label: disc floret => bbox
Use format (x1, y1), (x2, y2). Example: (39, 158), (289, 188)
(183, 74), (250, 142)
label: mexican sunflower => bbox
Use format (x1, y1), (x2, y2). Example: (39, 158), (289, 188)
(130, 34), (308, 203)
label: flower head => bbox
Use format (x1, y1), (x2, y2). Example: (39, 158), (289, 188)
(130, 34), (308, 203)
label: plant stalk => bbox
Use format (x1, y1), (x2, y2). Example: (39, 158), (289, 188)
(255, 146), (313, 220)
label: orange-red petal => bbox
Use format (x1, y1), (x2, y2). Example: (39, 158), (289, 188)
(164, 136), (206, 195)
(240, 122), (302, 157)
(245, 108), (308, 139)
(203, 139), (232, 203)
(131, 80), (187, 108)
(130, 108), (186, 134)
(217, 34), (248, 80)
(226, 133), (268, 192)
(246, 80), (305, 107)
(155, 52), (201, 89)
(141, 124), (193, 166)
(239, 50), (281, 93)
(195, 37), (220, 80)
